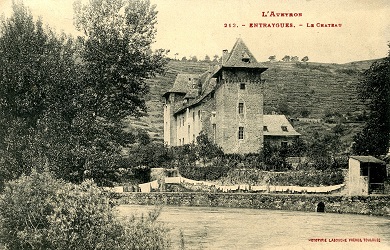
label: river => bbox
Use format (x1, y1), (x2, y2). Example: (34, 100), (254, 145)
(117, 205), (390, 250)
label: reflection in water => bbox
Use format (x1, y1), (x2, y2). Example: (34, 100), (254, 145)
(117, 205), (390, 250)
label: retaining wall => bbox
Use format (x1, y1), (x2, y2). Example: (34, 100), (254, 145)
(116, 192), (390, 217)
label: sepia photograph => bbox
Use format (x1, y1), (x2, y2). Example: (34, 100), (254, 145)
(0, 0), (389, 249)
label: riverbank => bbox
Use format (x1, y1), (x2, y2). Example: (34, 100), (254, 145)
(116, 192), (390, 217)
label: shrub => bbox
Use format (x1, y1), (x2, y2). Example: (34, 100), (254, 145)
(0, 169), (171, 250)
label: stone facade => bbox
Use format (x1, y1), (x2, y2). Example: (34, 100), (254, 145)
(163, 38), (299, 154)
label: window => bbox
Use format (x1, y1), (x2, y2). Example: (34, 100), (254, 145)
(240, 83), (246, 90)
(238, 127), (244, 140)
(263, 126), (268, 132)
(361, 165), (369, 176)
(179, 139), (181, 145)
(213, 124), (216, 143)
(281, 126), (288, 132)
(238, 103), (244, 114)
(188, 125), (190, 143)
(281, 141), (288, 148)
(193, 112), (195, 121)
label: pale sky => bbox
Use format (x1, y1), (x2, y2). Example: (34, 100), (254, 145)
(0, 0), (389, 63)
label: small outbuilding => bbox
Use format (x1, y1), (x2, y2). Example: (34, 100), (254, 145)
(348, 156), (387, 195)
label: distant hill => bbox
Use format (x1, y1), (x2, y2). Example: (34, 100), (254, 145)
(127, 59), (379, 141)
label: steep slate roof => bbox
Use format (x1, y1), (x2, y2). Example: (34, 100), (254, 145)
(163, 74), (198, 97)
(174, 71), (217, 114)
(350, 156), (385, 164)
(263, 115), (301, 137)
(223, 38), (265, 68)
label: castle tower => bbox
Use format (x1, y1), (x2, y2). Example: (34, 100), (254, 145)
(211, 38), (267, 154)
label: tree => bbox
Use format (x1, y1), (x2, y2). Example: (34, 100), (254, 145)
(276, 99), (291, 116)
(204, 54), (211, 62)
(291, 56), (299, 62)
(196, 131), (224, 166)
(353, 47), (390, 156)
(301, 56), (309, 63)
(268, 55), (276, 62)
(282, 55), (290, 62)
(213, 54), (219, 62)
(0, 3), (83, 185)
(190, 55), (198, 62)
(73, 0), (168, 121)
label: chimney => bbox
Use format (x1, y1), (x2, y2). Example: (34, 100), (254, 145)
(222, 49), (229, 65)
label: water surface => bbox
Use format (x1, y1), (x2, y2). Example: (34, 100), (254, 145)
(117, 205), (390, 250)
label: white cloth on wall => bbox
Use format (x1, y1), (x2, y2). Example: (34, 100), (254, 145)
(139, 183), (151, 193)
(150, 180), (159, 190)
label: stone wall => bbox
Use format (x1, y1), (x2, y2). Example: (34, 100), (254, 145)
(216, 69), (264, 154)
(117, 192), (390, 217)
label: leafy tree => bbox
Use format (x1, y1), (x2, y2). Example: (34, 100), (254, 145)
(352, 47), (390, 156)
(195, 131), (224, 166)
(204, 54), (211, 62)
(282, 55), (290, 62)
(301, 56), (309, 63)
(181, 56), (187, 61)
(307, 132), (341, 170)
(291, 56), (299, 62)
(73, 0), (168, 120)
(0, 3), (83, 185)
(299, 107), (310, 117)
(276, 99), (291, 116)
(190, 55), (198, 62)
(213, 54), (219, 62)
(268, 55), (276, 62)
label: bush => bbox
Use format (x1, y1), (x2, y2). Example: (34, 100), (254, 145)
(0, 170), (171, 250)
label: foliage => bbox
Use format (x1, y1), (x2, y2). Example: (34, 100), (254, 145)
(298, 107), (311, 117)
(276, 99), (291, 116)
(306, 132), (341, 170)
(262, 143), (290, 171)
(353, 48), (390, 156)
(281, 55), (290, 62)
(73, 0), (168, 119)
(126, 141), (173, 169)
(301, 56), (309, 63)
(294, 63), (331, 73)
(0, 1), (167, 186)
(268, 55), (276, 61)
(195, 131), (224, 165)
(178, 163), (230, 181)
(0, 3), (84, 185)
(335, 68), (360, 75)
(0, 170), (171, 250)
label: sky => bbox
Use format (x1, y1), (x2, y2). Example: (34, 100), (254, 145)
(0, 0), (389, 63)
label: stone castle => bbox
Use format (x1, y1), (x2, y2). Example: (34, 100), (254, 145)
(163, 38), (299, 154)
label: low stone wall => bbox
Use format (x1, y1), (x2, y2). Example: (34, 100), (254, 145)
(116, 192), (390, 217)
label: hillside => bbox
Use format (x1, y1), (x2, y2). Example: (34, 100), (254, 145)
(126, 59), (377, 142)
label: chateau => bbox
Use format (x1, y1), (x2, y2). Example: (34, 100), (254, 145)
(163, 38), (299, 154)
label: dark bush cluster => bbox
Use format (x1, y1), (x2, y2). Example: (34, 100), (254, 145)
(0, 170), (171, 250)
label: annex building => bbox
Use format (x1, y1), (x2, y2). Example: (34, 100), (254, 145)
(163, 38), (299, 154)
